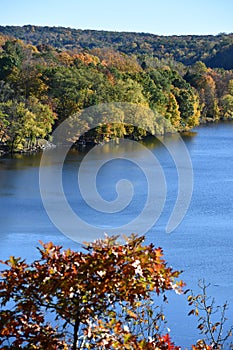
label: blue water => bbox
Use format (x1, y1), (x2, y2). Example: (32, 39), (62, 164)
(1, 122), (233, 348)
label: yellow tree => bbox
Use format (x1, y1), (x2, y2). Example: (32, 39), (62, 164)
(165, 92), (181, 129)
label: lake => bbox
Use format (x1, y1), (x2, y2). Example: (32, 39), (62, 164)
(1, 122), (233, 348)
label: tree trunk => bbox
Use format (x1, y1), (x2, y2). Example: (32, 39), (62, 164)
(72, 315), (80, 350)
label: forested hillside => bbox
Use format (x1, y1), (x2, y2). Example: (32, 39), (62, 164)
(0, 26), (233, 153)
(0, 25), (233, 68)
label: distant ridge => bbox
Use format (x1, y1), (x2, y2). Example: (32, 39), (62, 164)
(0, 25), (233, 69)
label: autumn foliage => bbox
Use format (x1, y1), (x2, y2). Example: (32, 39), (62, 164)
(0, 234), (184, 349)
(1, 35), (233, 153)
(1, 235), (231, 349)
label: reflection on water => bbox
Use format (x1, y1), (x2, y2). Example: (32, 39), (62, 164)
(1, 124), (233, 346)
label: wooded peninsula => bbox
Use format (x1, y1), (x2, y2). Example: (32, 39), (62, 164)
(0, 25), (233, 153)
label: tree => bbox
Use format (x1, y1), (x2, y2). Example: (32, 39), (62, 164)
(227, 79), (233, 96)
(0, 100), (28, 151)
(0, 54), (20, 81)
(220, 94), (233, 119)
(165, 92), (181, 128)
(173, 88), (200, 129)
(0, 40), (24, 81)
(15, 64), (48, 100)
(1, 236), (233, 349)
(0, 81), (15, 103)
(0, 235), (183, 349)
(184, 64), (222, 121)
(0, 98), (55, 151)
(90, 48), (141, 73)
(188, 280), (233, 349)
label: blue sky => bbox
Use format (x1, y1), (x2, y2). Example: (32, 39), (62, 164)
(0, 0), (232, 35)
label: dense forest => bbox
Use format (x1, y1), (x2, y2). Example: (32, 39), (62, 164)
(0, 25), (233, 152)
(1, 25), (233, 69)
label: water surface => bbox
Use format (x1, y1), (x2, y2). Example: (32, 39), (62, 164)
(1, 122), (233, 347)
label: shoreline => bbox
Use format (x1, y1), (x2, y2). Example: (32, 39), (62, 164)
(1, 118), (233, 158)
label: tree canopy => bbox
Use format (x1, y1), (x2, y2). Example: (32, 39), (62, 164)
(0, 29), (233, 152)
(0, 25), (233, 69)
(1, 235), (232, 349)
(0, 235), (183, 349)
